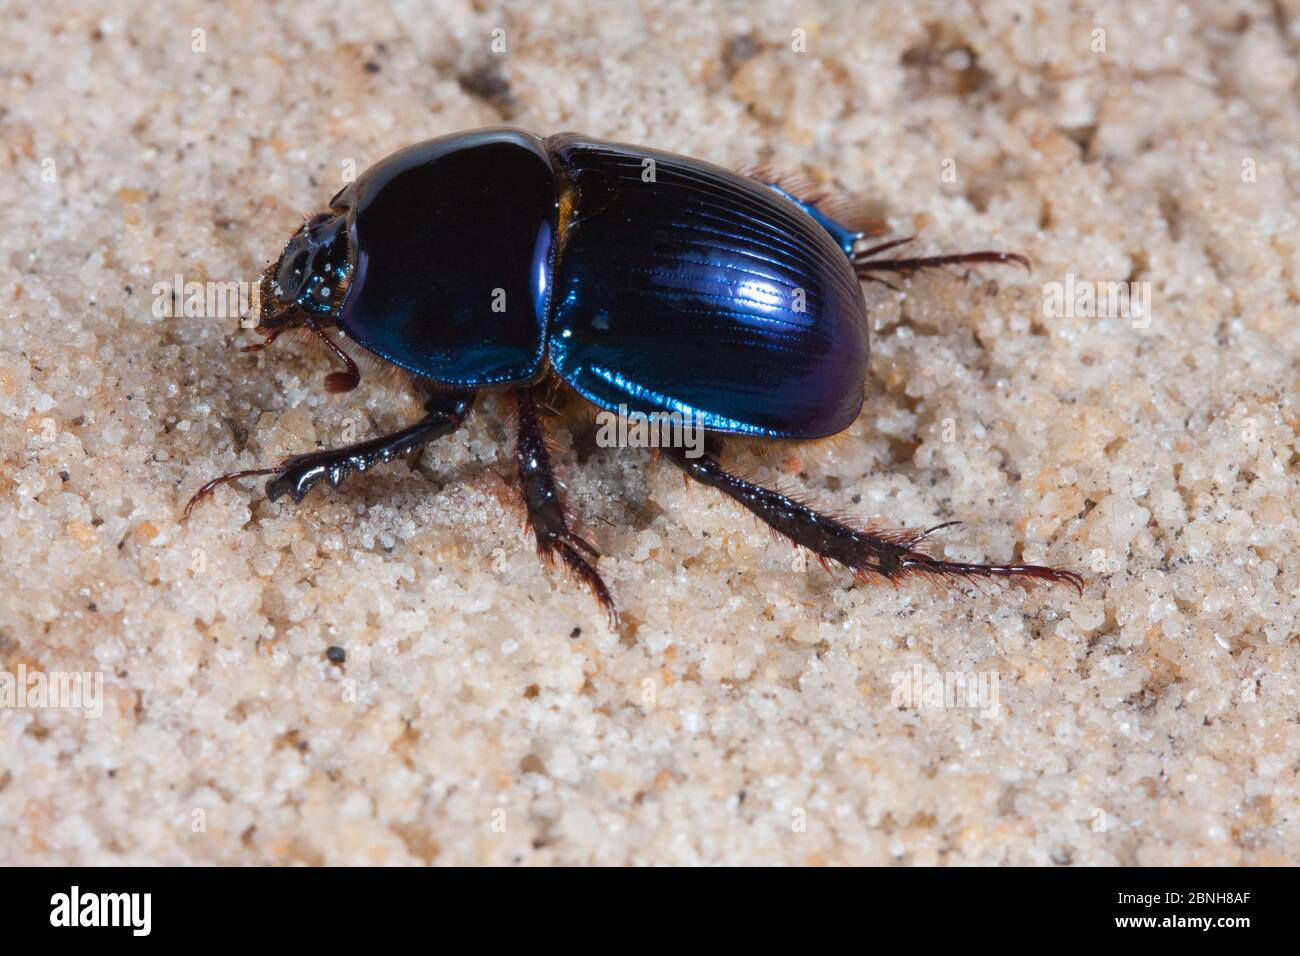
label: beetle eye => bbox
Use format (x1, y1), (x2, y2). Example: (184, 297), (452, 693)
(276, 248), (310, 296)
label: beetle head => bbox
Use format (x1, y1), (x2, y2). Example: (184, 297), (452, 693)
(257, 211), (351, 332)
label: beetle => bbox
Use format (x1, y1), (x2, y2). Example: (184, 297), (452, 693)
(187, 128), (1082, 623)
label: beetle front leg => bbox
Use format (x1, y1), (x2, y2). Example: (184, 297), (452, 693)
(512, 387), (617, 625)
(663, 445), (1082, 594)
(266, 390), (475, 502)
(184, 391), (475, 514)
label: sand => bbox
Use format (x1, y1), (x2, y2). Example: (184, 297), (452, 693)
(0, 0), (1296, 864)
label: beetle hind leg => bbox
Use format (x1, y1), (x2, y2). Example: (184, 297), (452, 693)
(512, 387), (617, 626)
(852, 236), (1030, 286)
(663, 446), (1082, 595)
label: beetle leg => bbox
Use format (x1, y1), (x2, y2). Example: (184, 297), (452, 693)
(263, 391), (474, 503)
(663, 447), (1082, 595)
(752, 171), (1031, 284)
(852, 236), (1030, 284)
(512, 387), (617, 626)
(183, 391), (475, 515)
(304, 317), (362, 394)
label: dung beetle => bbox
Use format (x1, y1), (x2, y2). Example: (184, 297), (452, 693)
(187, 128), (1082, 622)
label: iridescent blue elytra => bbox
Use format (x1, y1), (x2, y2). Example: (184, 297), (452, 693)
(323, 127), (869, 439)
(194, 126), (1082, 621)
